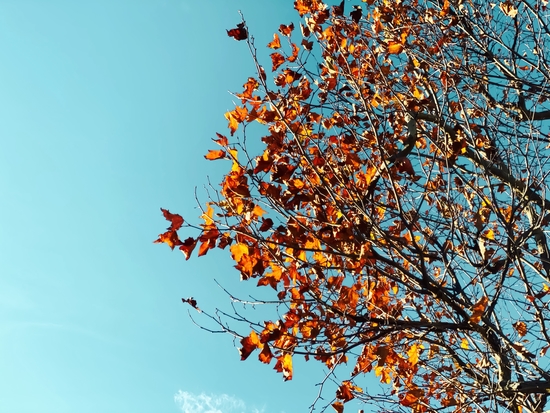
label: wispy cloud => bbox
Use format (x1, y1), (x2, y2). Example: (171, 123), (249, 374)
(174, 391), (265, 413)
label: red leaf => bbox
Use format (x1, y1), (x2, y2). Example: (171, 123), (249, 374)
(213, 133), (229, 146)
(179, 237), (197, 260)
(332, 0), (344, 16)
(227, 23), (248, 41)
(395, 158), (415, 175)
(161, 208), (184, 231)
(302, 39), (314, 51)
(259, 218), (274, 232)
(279, 23), (294, 37)
(182, 297), (200, 311)
(270, 53), (285, 71)
(350, 6), (362, 23)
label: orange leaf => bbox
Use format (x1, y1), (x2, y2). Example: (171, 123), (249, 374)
(373, 19), (384, 34)
(259, 344), (273, 364)
(469, 296), (488, 324)
(267, 33), (281, 49)
(287, 43), (300, 62)
(230, 242), (249, 262)
(204, 149), (226, 160)
(239, 331), (261, 360)
(513, 321), (528, 337)
(236, 77), (259, 101)
(197, 240), (211, 257)
(331, 402), (344, 413)
(213, 133), (228, 146)
(336, 381), (355, 402)
(387, 41), (403, 54)
(274, 353), (293, 380)
(252, 204), (266, 217)
(270, 53), (285, 71)
(401, 388), (424, 407)
(295, 0), (311, 16)
(154, 230), (182, 250)
(225, 112), (239, 135)
(225, 106), (248, 136)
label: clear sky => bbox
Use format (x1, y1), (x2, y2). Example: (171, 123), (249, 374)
(0, 1), (374, 412)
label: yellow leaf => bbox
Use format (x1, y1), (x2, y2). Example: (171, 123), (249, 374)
(407, 343), (420, 366)
(413, 87), (424, 100)
(229, 148), (240, 172)
(486, 228), (495, 240)
(387, 41), (403, 54)
(201, 203), (215, 225)
(230, 243), (249, 262)
(225, 111), (238, 135)
(461, 338), (469, 349)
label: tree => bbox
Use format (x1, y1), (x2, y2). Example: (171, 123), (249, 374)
(156, 0), (550, 412)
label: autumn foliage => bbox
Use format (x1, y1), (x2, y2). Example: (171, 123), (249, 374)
(157, 0), (550, 412)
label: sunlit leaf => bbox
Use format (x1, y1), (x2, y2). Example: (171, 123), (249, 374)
(267, 33), (281, 49)
(387, 41), (403, 54)
(469, 296), (489, 324)
(204, 149), (226, 160)
(274, 353), (293, 380)
(239, 331), (261, 360)
(230, 242), (249, 262)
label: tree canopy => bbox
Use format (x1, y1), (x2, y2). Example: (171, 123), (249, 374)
(156, 1), (550, 412)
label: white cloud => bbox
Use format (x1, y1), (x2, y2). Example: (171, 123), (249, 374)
(174, 391), (265, 413)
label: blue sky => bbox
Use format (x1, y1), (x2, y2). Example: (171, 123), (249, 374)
(0, 1), (374, 412)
